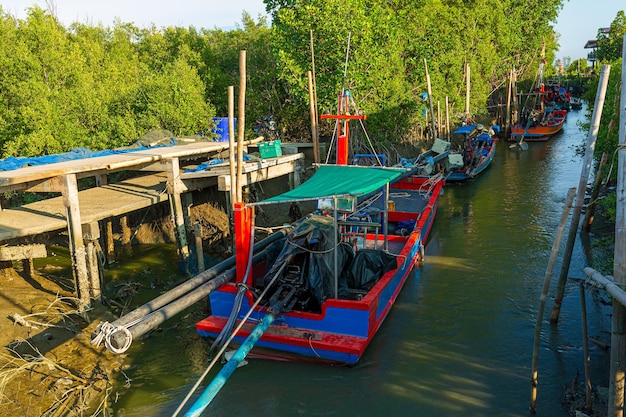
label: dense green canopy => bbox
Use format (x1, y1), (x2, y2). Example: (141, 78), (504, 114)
(0, 1), (572, 159)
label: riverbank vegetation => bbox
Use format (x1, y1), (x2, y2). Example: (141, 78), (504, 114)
(1, 0), (567, 159)
(573, 11), (625, 274)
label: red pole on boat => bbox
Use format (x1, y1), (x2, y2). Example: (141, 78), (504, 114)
(321, 91), (365, 165)
(234, 202), (253, 284)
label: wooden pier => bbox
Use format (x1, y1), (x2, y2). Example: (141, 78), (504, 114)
(0, 138), (304, 309)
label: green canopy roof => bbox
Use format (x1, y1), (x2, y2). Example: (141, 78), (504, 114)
(254, 165), (405, 206)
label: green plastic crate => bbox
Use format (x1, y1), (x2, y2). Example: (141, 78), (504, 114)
(259, 140), (282, 158)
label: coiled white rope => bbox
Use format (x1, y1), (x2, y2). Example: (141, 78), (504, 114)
(91, 321), (134, 354)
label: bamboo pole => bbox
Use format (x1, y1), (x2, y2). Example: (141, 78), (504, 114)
(505, 69), (513, 136)
(423, 58), (437, 139)
(582, 152), (609, 232)
(445, 96), (450, 141)
(530, 187), (576, 413)
(437, 100), (441, 137)
(228, 86), (236, 206)
(609, 36), (626, 417)
(465, 63), (471, 124)
(310, 31), (320, 164)
(308, 71), (320, 164)
(237, 50), (246, 204)
(550, 65), (610, 324)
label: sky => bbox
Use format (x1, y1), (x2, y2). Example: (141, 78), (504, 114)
(554, 0), (624, 61)
(0, 0), (269, 30)
(0, 0), (622, 62)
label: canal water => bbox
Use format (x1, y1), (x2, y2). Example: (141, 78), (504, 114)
(111, 104), (613, 417)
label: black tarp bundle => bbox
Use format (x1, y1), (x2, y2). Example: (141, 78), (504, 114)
(263, 214), (398, 309)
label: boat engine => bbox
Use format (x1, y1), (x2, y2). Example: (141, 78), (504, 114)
(267, 254), (320, 313)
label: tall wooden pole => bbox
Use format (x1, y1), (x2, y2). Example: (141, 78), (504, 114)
(529, 188), (576, 413)
(505, 69), (513, 136)
(308, 71), (320, 164)
(310, 31), (320, 164)
(465, 63), (471, 124)
(228, 86), (236, 206)
(608, 36), (626, 417)
(550, 65), (610, 323)
(237, 50), (246, 204)
(445, 96), (450, 141)
(423, 58), (437, 139)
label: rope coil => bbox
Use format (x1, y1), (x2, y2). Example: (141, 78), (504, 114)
(91, 321), (133, 354)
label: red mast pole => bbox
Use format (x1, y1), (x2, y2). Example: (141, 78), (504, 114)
(320, 91), (366, 165)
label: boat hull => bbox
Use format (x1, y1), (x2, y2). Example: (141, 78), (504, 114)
(446, 140), (496, 182)
(510, 110), (566, 141)
(196, 176), (443, 365)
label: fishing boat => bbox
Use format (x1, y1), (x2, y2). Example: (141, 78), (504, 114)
(570, 97), (583, 110)
(444, 123), (499, 182)
(510, 105), (566, 141)
(194, 92), (444, 367)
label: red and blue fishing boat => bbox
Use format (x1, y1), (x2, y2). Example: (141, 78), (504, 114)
(195, 92), (444, 367)
(445, 124), (499, 182)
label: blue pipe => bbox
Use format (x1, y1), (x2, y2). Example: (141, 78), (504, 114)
(184, 314), (276, 417)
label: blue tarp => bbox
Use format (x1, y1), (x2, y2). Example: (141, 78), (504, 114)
(0, 138), (178, 172)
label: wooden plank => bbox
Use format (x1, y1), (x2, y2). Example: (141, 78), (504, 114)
(0, 244), (47, 260)
(0, 174), (170, 242)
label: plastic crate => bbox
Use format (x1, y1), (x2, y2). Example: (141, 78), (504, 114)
(259, 140), (282, 158)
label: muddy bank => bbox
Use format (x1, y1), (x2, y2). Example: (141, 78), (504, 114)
(0, 265), (125, 416)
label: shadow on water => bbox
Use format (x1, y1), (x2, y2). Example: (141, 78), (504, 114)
(111, 104), (612, 417)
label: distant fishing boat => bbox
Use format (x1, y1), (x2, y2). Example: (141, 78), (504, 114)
(509, 42), (568, 145)
(445, 124), (499, 182)
(510, 106), (567, 141)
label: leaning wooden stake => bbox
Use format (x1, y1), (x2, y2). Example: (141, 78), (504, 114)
(550, 65), (610, 323)
(530, 187), (576, 413)
(609, 35), (626, 417)
(228, 86), (236, 206)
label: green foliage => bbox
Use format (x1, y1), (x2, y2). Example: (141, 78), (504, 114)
(0, 6), (215, 158)
(0, 1), (567, 158)
(596, 11), (625, 63)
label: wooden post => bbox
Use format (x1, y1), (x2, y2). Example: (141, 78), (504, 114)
(308, 71), (320, 164)
(237, 50), (246, 204)
(310, 31), (320, 164)
(228, 86), (237, 206)
(579, 280), (593, 414)
(609, 36), (626, 417)
(437, 100), (441, 138)
(582, 152), (609, 232)
(529, 187), (575, 413)
(105, 218), (115, 263)
(505, 69), (513, 136)
(551, 65), (610, 323)
(465, 62), (471, 124)
(21, 259), (34, 279)
(194, 222), (205, 273)
(423, 58), (437, 139)
(166, 157), (190, 274)
(83, 222), (101, 300)
(445, 96), (450, 141)
(120, 216), (132, 255)
(61, 174), (90, 310)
